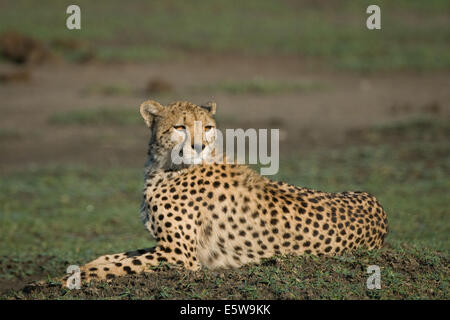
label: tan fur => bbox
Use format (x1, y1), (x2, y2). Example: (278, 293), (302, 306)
(66, 100), (388, 285)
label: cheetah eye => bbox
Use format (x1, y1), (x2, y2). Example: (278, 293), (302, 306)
(204, 125), (214, 132)
(174, 125), (186, 131)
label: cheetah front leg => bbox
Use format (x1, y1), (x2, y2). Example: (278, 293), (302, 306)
(81, 247), (155, 268)
(64, 242), (200, 286)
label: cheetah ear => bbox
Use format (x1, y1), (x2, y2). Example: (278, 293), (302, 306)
(200, 101), (217, 115)
(140, 100), (164, 128)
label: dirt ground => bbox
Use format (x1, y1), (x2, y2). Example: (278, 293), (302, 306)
(3, 246), (448, 300)
(1, 56), (449, 172)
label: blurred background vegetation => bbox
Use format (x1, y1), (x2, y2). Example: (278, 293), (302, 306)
(1, 0), (449, 71)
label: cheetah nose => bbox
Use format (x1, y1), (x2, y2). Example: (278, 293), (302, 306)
(192, 144), (205, 154)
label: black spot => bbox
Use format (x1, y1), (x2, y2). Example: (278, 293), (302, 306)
(123, 266), (136, 274)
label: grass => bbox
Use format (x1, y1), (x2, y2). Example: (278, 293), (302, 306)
(0, 166), (151, 267)
(81, 84), (135, 97)
(0, 0), (449, 71)
(0, 115), (449, 299)
(200, 78), (326, 95)
(371, 116), (450, 141)
(0, 128), (21, 140)
(48, 108), (141, 126)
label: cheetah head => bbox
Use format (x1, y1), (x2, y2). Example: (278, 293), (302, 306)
(140, 99), (218, 172)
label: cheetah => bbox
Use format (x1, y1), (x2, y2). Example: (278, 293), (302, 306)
(72, 99), (388, 284)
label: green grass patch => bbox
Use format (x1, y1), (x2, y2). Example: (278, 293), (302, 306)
(81, 84), (135, 96)
(0, 166), (152, 267)
(96, 45), (181, 63)
(370, 116), (450, 141)
(199, 78), (326, 95)
(0, 128), (21, 140)
(48, 108), (141, 126)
